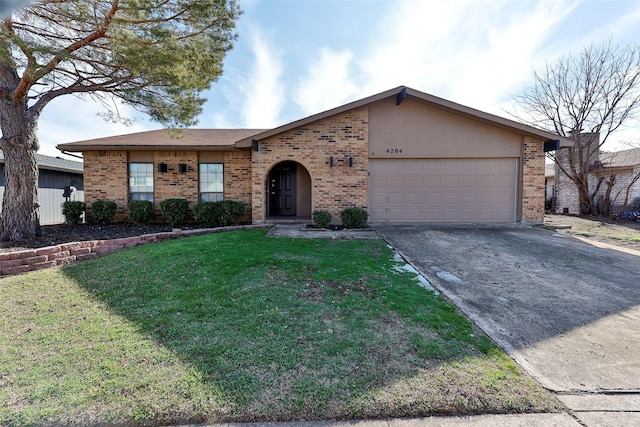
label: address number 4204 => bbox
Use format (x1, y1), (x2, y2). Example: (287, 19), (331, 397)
(386, 148), (403, 153)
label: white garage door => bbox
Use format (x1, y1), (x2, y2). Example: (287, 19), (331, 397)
(369, 158), (518, 223)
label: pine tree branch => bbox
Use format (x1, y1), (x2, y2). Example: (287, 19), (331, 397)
(15, 0), (120, 101)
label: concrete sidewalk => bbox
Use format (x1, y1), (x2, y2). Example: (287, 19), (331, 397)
(194, 412), (582, 426)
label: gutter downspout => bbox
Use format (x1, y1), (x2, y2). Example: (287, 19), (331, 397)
(60, 150), (84, 160)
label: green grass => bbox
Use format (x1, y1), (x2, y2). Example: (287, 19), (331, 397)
(611, 234), (640, 243)
(572, 229), (640, 244)
(0, 230), (561, 426)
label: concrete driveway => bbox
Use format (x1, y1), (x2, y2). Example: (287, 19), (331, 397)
(377, 224), (640, 424)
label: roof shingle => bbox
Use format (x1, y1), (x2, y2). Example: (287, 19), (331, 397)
(600, 147), (640, 168)
(0, 152), (83, 173)
(57, 128), (267, 152)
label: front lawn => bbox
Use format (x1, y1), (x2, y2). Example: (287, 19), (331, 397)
(0, 229), (561, 426)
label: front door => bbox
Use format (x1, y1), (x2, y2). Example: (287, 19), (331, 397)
(269, 162), (297, 216)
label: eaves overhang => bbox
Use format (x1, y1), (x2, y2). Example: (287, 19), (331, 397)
(57, 128), (267, 153)
(57, 144), (241, 152)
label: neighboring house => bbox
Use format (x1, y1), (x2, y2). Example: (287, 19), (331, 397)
(550, 143), (640, 215)
(593, 147), (640, 213)
(57, 86), (571, 225)
(545, 163), (555, 209)
(0, 153), (84, 225)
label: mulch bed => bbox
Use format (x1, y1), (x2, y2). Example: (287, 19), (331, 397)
(0, 223), (175, 253)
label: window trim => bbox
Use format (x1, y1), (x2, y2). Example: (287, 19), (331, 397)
(199, 162), (224, 203)
(128, 162), (154, 203)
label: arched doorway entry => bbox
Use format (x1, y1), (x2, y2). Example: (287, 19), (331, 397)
(267, 161), (311, 218)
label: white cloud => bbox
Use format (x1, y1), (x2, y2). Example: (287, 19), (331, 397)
(38, 96), (152, 159)
(293, 48), (358, 115)
(357, 0), (580, 112)
(208, 112), (234, 129)
(448, 0), (580, 110)
(237, 28), (284, 128)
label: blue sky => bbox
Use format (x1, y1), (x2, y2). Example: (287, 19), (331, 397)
(39, 0), (640, 158)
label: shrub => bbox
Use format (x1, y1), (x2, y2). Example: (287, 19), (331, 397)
(91, 200), (117, 224)
(193, 200), (246, 227)
(312, 210), (332, 228)
(341, 207), (368, 229)
(128, 200), (154, 223)
(160, 198), (189, 227)
(62, 201), (86, 225)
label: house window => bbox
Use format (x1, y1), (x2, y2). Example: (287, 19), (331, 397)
(129, 162), (154, 202)
(199, 163), (223, 202)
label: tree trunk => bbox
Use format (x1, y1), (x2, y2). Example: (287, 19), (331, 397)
(621, 172), (640, 213)
(578, 183), (593, 215)
(0, 144), (40, 240)
(0, 96), (41, 241)
(601, 175), (617, 217)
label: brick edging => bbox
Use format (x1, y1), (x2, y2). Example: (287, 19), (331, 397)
(0, 224), (272, 278)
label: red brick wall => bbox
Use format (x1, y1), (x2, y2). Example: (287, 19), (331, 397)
(522, 137), (545, 222)
(153, 151), (199, 217)
(82, 149), (248, 223)
(251, 107), (369, 223)
(224, 151), (252, 221)
(83, 151), (129, 221)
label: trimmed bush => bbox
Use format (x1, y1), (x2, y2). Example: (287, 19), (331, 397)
(312, 210), (332, 228)
(62, 201), (86, 225)
(192, 202), (215, 227)
(340, 207), (368, 229)
(91, 200), (117, 224)
(128, 200), (154, 223)
(160, 198), (189, 227)
(193, 200), (246, 227)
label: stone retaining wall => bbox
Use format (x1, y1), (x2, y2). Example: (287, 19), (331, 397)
(0, 225), (271, 278)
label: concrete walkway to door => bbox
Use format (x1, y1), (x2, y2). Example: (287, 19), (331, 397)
(376, 224), (640, 427)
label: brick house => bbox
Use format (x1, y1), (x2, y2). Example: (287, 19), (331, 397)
(57, 86), (571, 224)
(549, 142), (640, 215)
(595, 147), (640, 212)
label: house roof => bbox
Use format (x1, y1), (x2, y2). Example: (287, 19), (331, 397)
(600, 147), (640, 168)
(0, 151), (83, 174)
(56, 86), (573, 153)
(57, 128), (267, 152)
(545, 147), (640, 178)
(235, 86), (574, 149)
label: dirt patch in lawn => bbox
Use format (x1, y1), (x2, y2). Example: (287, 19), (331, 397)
(544, 214), (640, 251)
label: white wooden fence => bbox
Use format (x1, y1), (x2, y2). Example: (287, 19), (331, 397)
(0, 187), (85, 225)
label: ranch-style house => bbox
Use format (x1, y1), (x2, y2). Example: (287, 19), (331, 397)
(57, 86), (572, 225)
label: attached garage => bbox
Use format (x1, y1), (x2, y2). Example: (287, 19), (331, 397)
(369, 158), (517, 222)
(365, 90), (558, 224)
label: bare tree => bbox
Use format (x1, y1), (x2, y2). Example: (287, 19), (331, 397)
(513, 40), (640, 215)
(621, 170), (640, 212)
(0, 0), (240, 241)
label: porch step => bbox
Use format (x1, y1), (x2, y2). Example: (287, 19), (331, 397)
(264, 216), (311, 224)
